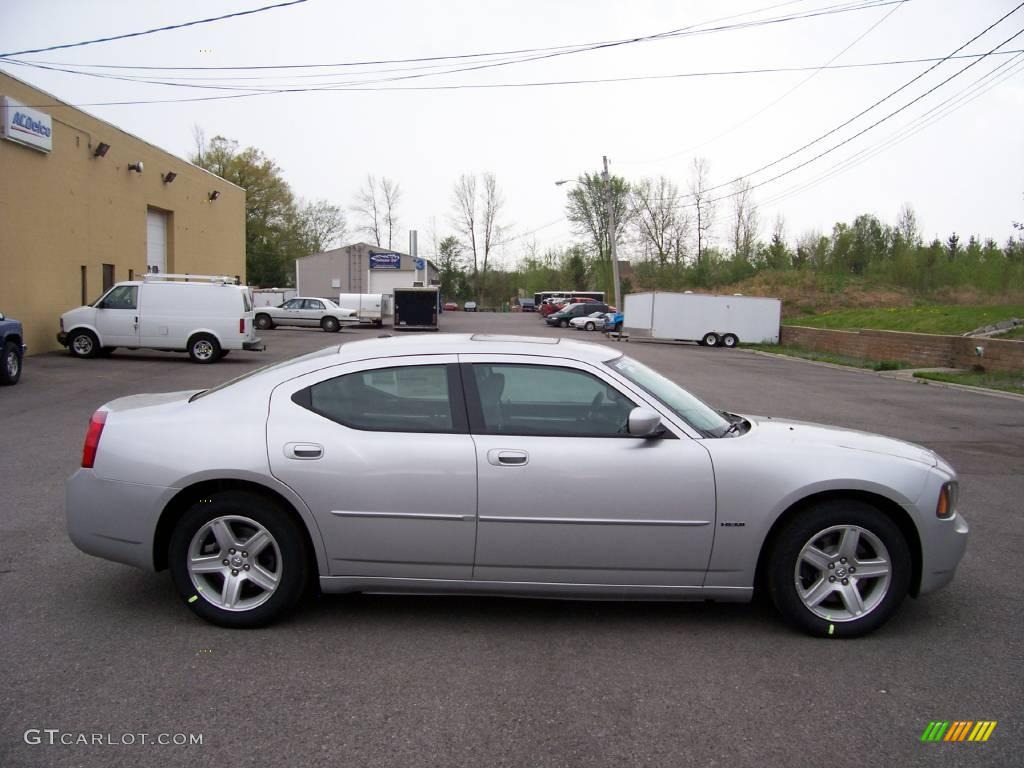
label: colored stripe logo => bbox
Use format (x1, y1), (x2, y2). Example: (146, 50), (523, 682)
(921, 721), (997, 742)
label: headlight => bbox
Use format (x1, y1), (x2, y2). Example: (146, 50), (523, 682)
(937, 481), (958, 519)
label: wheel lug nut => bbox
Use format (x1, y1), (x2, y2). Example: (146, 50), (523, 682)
(828, 563), (835, 569)
(229, 548), (236, 555)
(849, 567), (856, 573)
(231, 569), (238, 576)
(243, 564), (250, 571)
(242, 551), (248, 558)
(829, 576), (836, 583)
(222, 559), (229, 566)
(842, 578), (849, 585)
(840, 557), (847, 564)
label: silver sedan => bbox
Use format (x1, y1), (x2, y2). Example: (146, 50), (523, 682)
(253, 297), (358, 332)
(65, 335), (967, 636)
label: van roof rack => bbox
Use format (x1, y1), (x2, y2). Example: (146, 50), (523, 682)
(142, 273), (239, 285)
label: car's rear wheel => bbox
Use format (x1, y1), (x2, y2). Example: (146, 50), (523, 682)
(560, 319), (569, 328)
(68, 329), (99, 359)
(701, 332), (720, 347)
(767, 499), (910, 638)
(321, 316), (340, 333)
(169, 491), (310, 628)
(255, 314), (273, 330)
(1, 340), (21, 385)
(722, 333), (739, 348)
(188, 333), (221, 364)
(585, 322), (595, 331)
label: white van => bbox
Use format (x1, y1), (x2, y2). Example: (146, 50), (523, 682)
(58, 274), (264, 363)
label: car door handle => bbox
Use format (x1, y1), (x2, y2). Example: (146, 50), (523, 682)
(488, 449), (528, 467)
(284, 442), (323, 460)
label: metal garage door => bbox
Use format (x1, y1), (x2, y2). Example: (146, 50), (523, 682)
(146, 208), (167, 273)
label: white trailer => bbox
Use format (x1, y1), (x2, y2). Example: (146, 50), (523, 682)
(623, 292), (781, 347)
(252, 288), (297, 307)
(338, 293), (390, 327)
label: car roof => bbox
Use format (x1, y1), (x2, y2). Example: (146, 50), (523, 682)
(334, 333), (619, 363)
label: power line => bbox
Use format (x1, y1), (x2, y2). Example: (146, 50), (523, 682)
(0, 1), (309, 58)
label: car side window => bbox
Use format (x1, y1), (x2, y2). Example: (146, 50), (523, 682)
(99, 286), (137, 310)
(470, 364), (636, 437)
(301, 365), (458, 433)
(282, 299), (302, 309)
(305, 300), (325, 310)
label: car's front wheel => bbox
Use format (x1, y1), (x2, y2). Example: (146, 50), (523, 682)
(168, 491), (310, 628)
(560, 319), (569, 328)
(1, 340), (21, 385)
(255, 314), (274, 330)
(321, 316), (340, 333)
(68, 329), (99, 359)
(767, 499), (910, 638)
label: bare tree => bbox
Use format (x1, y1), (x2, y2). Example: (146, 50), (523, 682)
(631, 176), (689, 266)
(896, 203), (920, 247)
(296, 199), (347, 254)
(451, 173), (505, 302)
(688, 157), (715, 267)
(380, 177), (402, 249)
(191, 124), (206, 165)
(730, 178), (759, 264)
(352, 174), (383, 246)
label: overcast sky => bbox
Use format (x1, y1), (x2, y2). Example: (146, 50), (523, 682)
(2, 0), (1022, 266)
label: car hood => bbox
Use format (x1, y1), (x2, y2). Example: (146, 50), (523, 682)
(743, 415), (938, 467)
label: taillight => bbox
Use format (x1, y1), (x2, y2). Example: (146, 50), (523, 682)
(239, 318), (245, 334)
(81, 410), (107, 468)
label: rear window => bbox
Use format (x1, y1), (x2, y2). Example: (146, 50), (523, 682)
(189, 346), (339, 402)
(242, 289), (252, 313)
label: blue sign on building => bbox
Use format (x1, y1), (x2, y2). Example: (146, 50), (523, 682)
(415, 258), (425, 271)
(369, 252), (401, 269)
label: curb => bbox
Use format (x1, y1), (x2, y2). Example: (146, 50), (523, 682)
(742, 349), (1024, 402)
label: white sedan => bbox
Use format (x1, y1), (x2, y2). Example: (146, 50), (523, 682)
(65, 334), (967, 636)
(254, 297), (358, 333)
(570, 311), (614, 331)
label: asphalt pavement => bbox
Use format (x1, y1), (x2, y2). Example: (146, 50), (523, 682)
(1, 312), (1021, 768)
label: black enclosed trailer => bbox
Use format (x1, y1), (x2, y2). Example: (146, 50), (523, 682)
(392, 287), (440, 330)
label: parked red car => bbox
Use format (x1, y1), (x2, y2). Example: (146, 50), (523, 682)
(443, 302), (460, 311)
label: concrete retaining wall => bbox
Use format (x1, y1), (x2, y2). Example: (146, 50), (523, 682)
(780, 326), (1024, 372)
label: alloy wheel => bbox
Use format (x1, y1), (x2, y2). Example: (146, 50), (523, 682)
(187, 515), (282, 611)
(794, 524), (891, 622)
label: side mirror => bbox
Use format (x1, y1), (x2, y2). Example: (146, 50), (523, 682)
(0, 312), (5, 320)
(628, 407), (663, 437)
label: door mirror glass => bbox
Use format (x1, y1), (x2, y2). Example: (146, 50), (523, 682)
(627, 407), (662, 437)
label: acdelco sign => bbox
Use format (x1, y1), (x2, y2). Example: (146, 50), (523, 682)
(2, 96), (53, 153)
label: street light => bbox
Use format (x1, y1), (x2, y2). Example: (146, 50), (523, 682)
(553, 156), (622, 312)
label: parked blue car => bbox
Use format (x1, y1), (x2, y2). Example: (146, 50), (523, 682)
(0, 311), (26, 385)
(606, 311), (624, 334)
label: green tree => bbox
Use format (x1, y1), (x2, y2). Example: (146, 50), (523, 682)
(434, 235), (467, 299)
(565, 171), (631, 298)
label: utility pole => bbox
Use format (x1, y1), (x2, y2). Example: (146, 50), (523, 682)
(601, 155), (622, 312)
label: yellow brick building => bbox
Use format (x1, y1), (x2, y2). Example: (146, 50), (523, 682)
(0, 72), (245, 355)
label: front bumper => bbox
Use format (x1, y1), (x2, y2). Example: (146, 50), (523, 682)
(66, 469), (177, 571)
(243, 337), (265, 351)
(917, 512), (969, 595)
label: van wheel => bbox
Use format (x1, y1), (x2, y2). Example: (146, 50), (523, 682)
(188, 333), (221, 364)
(255, 314), (273, 330)
(168, 491), (310, 628)
(321, 316), (340, 333)
(1, 341), (22, 385)
(722, 333), (739, 348)
(701, 332), (720, 347)
(68, 329), (99, 359)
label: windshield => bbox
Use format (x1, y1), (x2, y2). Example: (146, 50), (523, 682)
(607, 355), (731, 437)
(189, 346), (340, 401)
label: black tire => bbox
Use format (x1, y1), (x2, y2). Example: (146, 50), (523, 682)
(722, 333), (739, 348)
(767, 499), (910, 638)
(188, 333), (221, 364)
(1, 340), (21, 385)
(255, 313), (274, 330)
(97, 347), (116, 357)
(701, 332), (720, 347)
(321, 316), (340, 333)
(560, 319), (569, 328)
(218, 350), (230, 359)
(585, 322), (595, 331)
(67, 329), (99, 359)
(168, 491), (310, 628)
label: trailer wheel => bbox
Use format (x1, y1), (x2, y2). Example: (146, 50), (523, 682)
(722, 333), (739, 348)
(701, 332), (720, 347)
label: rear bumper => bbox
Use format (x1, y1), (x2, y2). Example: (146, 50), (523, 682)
(243, 337), (265, 351)
(56, 332), (67, 346)
(66, 469), (176, 571)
